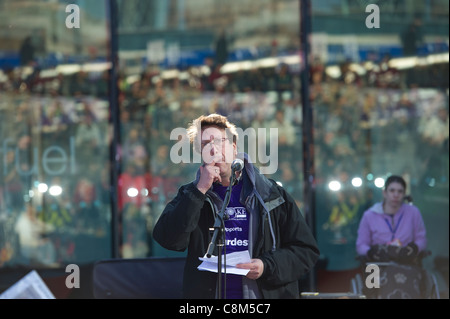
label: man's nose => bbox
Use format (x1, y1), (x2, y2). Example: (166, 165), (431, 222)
(209, 143), (219, 156)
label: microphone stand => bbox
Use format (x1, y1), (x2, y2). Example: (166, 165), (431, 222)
(206, 170), (238, 299)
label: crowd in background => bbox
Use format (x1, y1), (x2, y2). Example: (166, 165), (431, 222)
(0, 50), (449, 266)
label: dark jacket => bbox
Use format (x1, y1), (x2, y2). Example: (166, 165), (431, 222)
(153, 155), (319, 299)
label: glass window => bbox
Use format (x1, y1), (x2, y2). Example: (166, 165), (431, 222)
(310, 1), (449, 273)
(116, 0), (305, 258)
(0, 0), (447, 298)
(0, 0), (112, 268)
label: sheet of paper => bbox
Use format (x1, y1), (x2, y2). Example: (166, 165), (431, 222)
(198, 250), (251, 276)
(0, 270), (55, 299)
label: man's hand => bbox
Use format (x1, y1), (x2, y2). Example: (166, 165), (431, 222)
(197, 160), (222, 194)
(236, 259), (264, 280)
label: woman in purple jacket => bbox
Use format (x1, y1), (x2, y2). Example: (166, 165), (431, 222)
(356, 175), (427, 263)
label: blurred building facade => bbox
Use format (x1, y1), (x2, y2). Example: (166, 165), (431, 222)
(0, 0), (448, 297)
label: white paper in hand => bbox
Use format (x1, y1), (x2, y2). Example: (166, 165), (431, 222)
(197, 250), (251, 276)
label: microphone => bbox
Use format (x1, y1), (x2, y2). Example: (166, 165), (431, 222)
(231, 159), (244, 172)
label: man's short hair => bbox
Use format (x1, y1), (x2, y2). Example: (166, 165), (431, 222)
(186, 113), (238, 152)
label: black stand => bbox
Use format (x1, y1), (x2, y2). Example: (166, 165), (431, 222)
(206, 171), (238, 299)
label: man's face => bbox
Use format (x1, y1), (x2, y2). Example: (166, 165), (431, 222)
(200, 126), (236, 174)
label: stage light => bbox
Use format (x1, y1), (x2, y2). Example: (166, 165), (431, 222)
(374, 177), (385, 188)
(351, 177), (363, 187)
(328, 180), (341, 191)
(49, 185), (63, 196)
(38, 183), (48, 193)
(127, 187), (139, 197)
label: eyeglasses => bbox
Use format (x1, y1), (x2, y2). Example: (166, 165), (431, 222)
(200, 137), (231, 148)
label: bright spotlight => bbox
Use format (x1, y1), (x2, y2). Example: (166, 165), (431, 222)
(38, 183), (48, 193)
(49, 185), (63, 196)
(328, 180), (341, 191)
(127, 187), (139, 197)
(374, 177), (385, 188)
(351, 177), (363, 187)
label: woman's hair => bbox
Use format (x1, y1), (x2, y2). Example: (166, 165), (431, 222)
(384, 175), (406, 191)
(186, 113), (238, 151)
